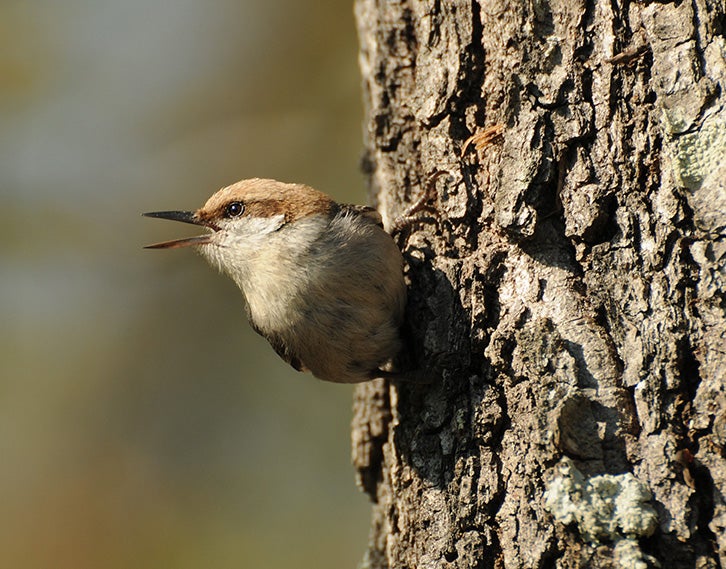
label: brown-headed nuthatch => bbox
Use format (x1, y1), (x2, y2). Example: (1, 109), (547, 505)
(144, 178), (407, 384)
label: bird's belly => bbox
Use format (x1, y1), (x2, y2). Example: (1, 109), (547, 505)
(292, 302), (401, 383)
(251, 292), (400, 383)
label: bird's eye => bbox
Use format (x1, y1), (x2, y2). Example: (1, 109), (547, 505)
(225, 201), (244, 217)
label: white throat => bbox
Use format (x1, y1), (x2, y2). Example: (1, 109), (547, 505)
(200, 213), (329, 334)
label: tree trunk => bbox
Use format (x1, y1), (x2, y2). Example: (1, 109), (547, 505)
(351, 1), (726, 567)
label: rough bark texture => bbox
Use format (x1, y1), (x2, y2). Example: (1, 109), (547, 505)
(351, 1), (726, 568)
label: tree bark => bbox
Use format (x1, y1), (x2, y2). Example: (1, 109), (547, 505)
(351, 1), (726, 567)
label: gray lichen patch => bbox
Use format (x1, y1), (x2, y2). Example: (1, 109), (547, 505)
(544, 457), (658, 544)
(670, 113), (726, 191)
(614, 538), (660, 569)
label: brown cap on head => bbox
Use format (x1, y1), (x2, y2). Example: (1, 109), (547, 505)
(196, 178), (335, 226)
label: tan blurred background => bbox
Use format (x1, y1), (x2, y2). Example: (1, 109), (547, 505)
(1, 1), (372, 567)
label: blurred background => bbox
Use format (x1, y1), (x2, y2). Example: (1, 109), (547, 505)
(1, 1), (371, 568)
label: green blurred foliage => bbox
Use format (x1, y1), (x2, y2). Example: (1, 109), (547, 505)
(0, 1), (370, 567)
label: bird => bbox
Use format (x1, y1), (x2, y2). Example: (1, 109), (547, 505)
(143, 178), (407, 384)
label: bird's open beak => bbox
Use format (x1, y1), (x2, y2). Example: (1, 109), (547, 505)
(142, 210), (216, 249)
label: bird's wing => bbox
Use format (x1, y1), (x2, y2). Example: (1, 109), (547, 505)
(339, 204), (384, 228)
(249, 321), (307, 372)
